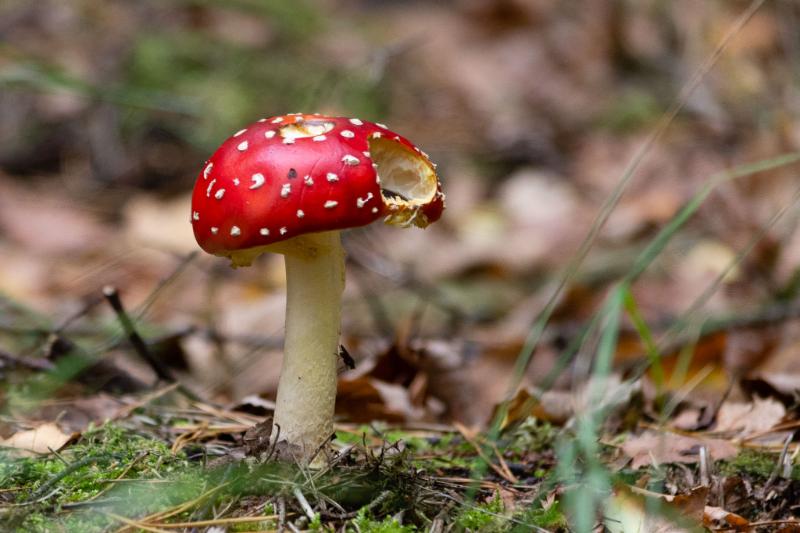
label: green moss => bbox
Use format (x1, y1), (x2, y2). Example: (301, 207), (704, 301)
(455, 493), (506, 532)
(513, 500), (568, 531)
(351, 508), (417, 533)
(719, 449), (781, 479)
(507, 418), (557, 454)
(0, 423), (196, 532)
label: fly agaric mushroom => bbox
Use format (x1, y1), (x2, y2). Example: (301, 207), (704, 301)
(191, 114), (444, 460)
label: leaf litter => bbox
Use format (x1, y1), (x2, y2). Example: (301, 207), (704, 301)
(3, 0), (800, 531)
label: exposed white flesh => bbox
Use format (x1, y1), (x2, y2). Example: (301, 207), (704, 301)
(369, 137), (438, 227)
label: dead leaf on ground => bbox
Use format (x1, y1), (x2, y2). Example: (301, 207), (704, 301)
(703, 505), (750, 531)
(496, 375), (640, 428)
(603, 485), (708, 533)
(713, 397), (785, 438)
(741, 373), (800, 407)
(0, 423), (76, 456)
(621, 430), (738, 469)
(336, 376), (427, 423)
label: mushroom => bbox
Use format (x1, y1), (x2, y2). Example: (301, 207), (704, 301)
(191, 114), (444, 460)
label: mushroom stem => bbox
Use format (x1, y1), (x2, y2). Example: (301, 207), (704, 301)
(273, 230), (344, 460)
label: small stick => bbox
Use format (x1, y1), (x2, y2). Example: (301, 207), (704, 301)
(103, 286), (201, 402)
(698, 446), (710, 487)
(103, 286), (174, 383)
(277, 497), (286, 533)
(293, 487), (315, 520)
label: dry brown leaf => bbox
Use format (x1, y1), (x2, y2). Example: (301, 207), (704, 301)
(0, 181), (111, 256)
(336, 376), (426, 423)
(741, 373), (800, 407)
(603, 485), (708, 533)
(714, 397), (785, 438)
(0, 423), (75, 456)
(703, 505), (750, 531)
(621, 430), (737, 469)
(496, 375), (640, 428)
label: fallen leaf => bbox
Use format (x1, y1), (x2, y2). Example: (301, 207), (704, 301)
(603, 485), (708, 533)
(336, 376), (426, 423)
(621, 430), (738, 469)
(713, 397), (785, 438)
(495, 375), (640, 428)
(0, 423), (76, 456)
(741, 373), (800, 407)
(703, 505), (750, 531)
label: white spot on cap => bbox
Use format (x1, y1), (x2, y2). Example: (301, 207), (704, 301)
(259, 228), (270, 236)
(363, 151), (371, 157)
(280, 227), (288, 235)
(237, 140), (249, 151)
(230, 226), (241, 237)
(340, 130), (355, 138)
(326, 172), (338, 182)
(206, 179), (216, 197)
(357, 192), (374, 208)
(271, 117), (284, 124)
(203, 162), (213, 180)
(371, 207), (378, 213)
(192, 211), (199, 221)
(376, 122), (388, 129)
(324, 200), (338, 209)
(211, 227), (219, 234)
(281, 183), (291, 198)
(282, 137), (295, 144)
(342, 155), (359, 166)
(296, 209), (305, 218)
(312, 135), (326, 142)
(234, 128), (247, 137)
(421, 150), (430, 159)
(304, 175), (314, 186)
(258, 118), (267, 122)
(349, 118), (363, 126)
(265, 130), (276, 139)
(393, 135), (400, 141)
(370, 132), (382, 139)
(250, 173), (265, 190)
(233, 178), (240, 186)
(215, 188), (226, 200)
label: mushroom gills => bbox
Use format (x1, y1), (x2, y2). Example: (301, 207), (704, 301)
(368, 137), (438, 227)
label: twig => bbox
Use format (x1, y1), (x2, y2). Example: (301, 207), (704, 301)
(319, 490), (391, 520)
(138, 515), (280, 529)
(293, 487), (315, 520)
(105, 512), (171, 533)
(760, 432), (795, 497)
(0, 347), (53, 370)
(103, 286), (201, 401)
(453, 422), (518, 484)
(277, 496), (286, 533)
(103, 286), (174, 383)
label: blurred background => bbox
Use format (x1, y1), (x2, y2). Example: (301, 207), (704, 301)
(2, 0), (800, 431)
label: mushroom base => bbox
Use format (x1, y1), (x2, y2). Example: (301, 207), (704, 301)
(272, 230), (344, 460)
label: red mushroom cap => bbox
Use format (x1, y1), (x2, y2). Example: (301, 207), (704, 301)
(191, 113), (444, 260)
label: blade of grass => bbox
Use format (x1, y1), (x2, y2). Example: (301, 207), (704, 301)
(563, 285), (624, 533)
(623, 288), (665, 397)
(493, 0), (768, 435)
